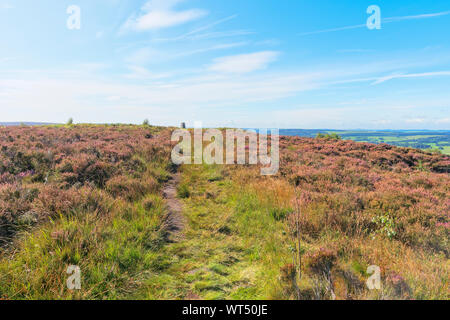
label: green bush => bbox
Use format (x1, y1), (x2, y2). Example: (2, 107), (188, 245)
(317, 132), (342, 140)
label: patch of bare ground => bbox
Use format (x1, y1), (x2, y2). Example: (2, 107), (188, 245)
(162, 172), (185, 242)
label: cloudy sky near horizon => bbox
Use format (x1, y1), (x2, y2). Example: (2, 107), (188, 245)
(1, 0), (450, 129)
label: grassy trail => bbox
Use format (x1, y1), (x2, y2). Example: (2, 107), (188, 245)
(132, 164), (290, 300)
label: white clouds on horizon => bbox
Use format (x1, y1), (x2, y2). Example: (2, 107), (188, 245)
(0, 67), (323, 125)
(1, 48), (449, 128)
(269, 105), (450, 130)
(2, 61), (449, 128)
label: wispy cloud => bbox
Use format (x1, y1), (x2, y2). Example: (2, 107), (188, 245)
(384, 10), (450, 22)
(405, 118), (427, 123)
(299, 10), (450, 36)
(0, 3), (13, 9)
(124, 42), (247, 67)
(436, 118), (450, 124)
(183, 30), (255, 41)
(124, 66), (173, 80)
(0, 57), (15, 63)
(372, 71), (450, 84)
(337, 49), (374, 53)
(151, 14), (255, 42)
(175, 14), (238, 40)
(0, 69), (322, 124)
(155, 29), (253, 42)
(209, 51), (280, 74)
(173, 42), (247, 58)
(299, 24), (366, 36)
(125, 47), (161, 65)
(2, 58), (449, 127)
(122, 0), (207, 32)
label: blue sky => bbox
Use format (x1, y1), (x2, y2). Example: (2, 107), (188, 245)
(1, 0), (450, 129)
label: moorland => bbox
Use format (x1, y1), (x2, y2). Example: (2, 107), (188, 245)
(0, 124), (448, 300)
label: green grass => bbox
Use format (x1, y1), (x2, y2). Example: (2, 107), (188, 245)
(0, 193), (169, 299)
(132, 164), (291, 300)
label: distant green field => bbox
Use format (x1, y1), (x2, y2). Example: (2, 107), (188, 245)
(279, 130), (450, 155)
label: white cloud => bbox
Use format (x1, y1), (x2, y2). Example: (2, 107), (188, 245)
(372, 119), (393, 125)
(173, 14), (238, 40)
(0, 3), (13, 9)
(124, 66), (172, 80)
(405, 118), (427, 123)
(435, 118), (450, 124)
(0, 69), (321, 124)
(123, 0), (207, 32)
(173, 42), (247, 58)
(337, 49), (374, 53)
(106, 96), (121, 102)
(299, 24), (366, 36)
(155, 30), (254, 42)
(384, 11), (450, 22)
(0, 57), (14, 63)
(150, 15), (254, 42)
(125, 47), (161, 65)
(1, 58), (448, 127)
(299, 10), (450, 36)
(124, 42), (247, 68)
(372, 71), (450, 84)
(209, 51), (280, 74)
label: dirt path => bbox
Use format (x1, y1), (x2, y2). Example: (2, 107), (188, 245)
(162, 172), (185, 242)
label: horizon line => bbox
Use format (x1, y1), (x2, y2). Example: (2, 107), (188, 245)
(1, 122), (449, 132)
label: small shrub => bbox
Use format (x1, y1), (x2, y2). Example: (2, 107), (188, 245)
(316, 133), (342, 140)
(371, 212), (397, 240)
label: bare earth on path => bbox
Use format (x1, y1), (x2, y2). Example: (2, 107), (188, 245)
(162, 172), (186, 242)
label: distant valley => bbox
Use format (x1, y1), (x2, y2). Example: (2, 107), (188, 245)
(279, 130), (450, 155)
